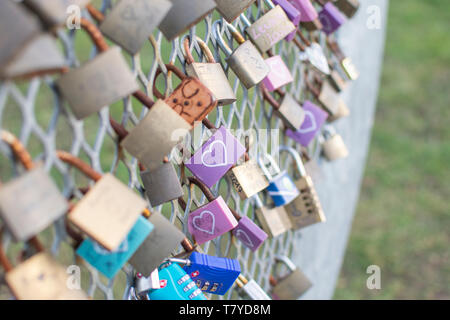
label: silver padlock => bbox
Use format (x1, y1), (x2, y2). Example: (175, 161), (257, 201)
(320, 126), (349, 161)
(213, 20), (269, 89)
(135, 269), (161, 297)
(271, 255), (312, 300)
(236, 275), (271, 300)
(215, 0), (257, 22)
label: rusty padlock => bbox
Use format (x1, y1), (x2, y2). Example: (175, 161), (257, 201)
(183, 36), (236, 106)
(213, 20), (270, 89)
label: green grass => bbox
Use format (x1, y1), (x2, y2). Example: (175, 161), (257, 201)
(334, 0), (450, 299)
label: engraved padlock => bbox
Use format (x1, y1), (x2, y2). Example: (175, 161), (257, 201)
(171, 252), (241, 295)
(320, 126), (349, 161)
(158, 0), (216, 41)
(184, 36), (236, 106)
(261, 85), (305, 131)
(129, 212), (187, 276)
(271, 255), (312, 300)
(187, 178), (238, 244)
(262, 55), (294, 91)
(147, 261), (207, 300)
(236, 275), (272, 300)
(286, 100), (329, 147)
(334, 0), (360, 18)
(213, 20), (269, 89)
(57, 151), (148, 252)
(253, 194), (292, 238)
(240, 0), (296, 53)
(215, 0), (256, 22)
(121, 99), (192, 171)
(233, 215), (268, 251)
(153, 64), (217, 126)
(227, 159), (269, 199)
(56, 46), (139, 120)
(288, 0), (323, 31)
(140, 162), (184, 207)
(0, 1), (41, 71)
(279, 146), (326, 229)
(0, 131), (68, 242)
(271, 0), (301, 41)
(99, 0), (172, 55)
(76, 215), (154, 279)
(0, 237), (88, 300)
(258, 154), (300, 207)
(185, 126), (246, 188)
(318, 1), (347, 35)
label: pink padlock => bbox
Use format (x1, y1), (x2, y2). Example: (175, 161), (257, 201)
(289, 0), (323, 30)
(233, 216), (268, 251)
(262, 55), (294, 92)
(187, 177), (238, 245)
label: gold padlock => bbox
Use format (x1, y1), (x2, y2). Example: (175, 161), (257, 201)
(254, 194), (292, 238)
(328, 69), (348, 92)
(227, 159), (269, 199)
(279, 146), (325, 230)
(320, 126), (349, 161)
(215, 0), (257, 22)
(326, 36), (359, 80)
(334, 0), (360, 18)
(57, 151), (147, 251)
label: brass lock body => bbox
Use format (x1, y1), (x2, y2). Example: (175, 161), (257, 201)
(227, 160), (269, 199)
(256, 206), (292, 238)
(322, 132), (349, 161)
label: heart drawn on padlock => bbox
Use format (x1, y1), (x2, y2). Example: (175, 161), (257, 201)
(201, 140), (228, 168)
(298, 111), (317, 134)
(192, 210), (216, 235)
(235, 229), (254, 249)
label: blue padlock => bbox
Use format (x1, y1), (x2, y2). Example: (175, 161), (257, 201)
(170, 252), (241, 296)
(147, 261), (207, 300)
(76, 215), (153, 279)
(258, 154), (300, 207)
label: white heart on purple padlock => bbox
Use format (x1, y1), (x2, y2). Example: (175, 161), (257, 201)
(192, 210), (216, 235)
(235, 229), (255, 249)
(297, 111), (317, 134)
(200, 140), (228, 168)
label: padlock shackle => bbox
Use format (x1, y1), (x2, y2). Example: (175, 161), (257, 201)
(326, 35), (347, 62)
(1, 130), (35, 171)
(152, 64), (188, 100)
(212, 20), (233, 56)
(56, 150), (102, 182)
(271, 255), (297, 283)
(183, 36), (216, 65)
(257, 152), (282, 181)
(263, 0), (276, 10)
(278, 146), (307, 177)
(296, 29), (312, 47)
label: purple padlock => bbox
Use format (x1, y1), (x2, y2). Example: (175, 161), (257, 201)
(286, 100), (328, 147)
(232, 216), (268, 251)
(289, 0), (318, 22)
(185, 126), (246, 188)
(318, 2), (347, 35)
(272, 0), (301, 41)
(262, 55), (294, 92)
(188, 196), (238, 244)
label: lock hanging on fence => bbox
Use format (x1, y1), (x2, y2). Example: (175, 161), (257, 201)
(317, 0), (347, 35)
(213, 20), (270, 89)
(289, 0), (323, 31)
(319, 125), (349, 161)
(334, 0), (360, 18)
(235, 275), (272, 300)
(270, 255), (312, 299)
(214, 0), (257, 23)
(253, 193), (292, 238)
(227, 159), (270, 200)
(272, 0), (302, 41)
(279, 146), (326, 229)
(184, 36), (236, 106)
(262, 54), (294, 92)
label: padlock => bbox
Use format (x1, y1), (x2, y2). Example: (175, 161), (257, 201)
(258, 154), (300, 207)
(328, 68), (348, 92)
(236, 275), (271, 300)
(306, 74), (347, 117)
(187, 178), (238, 244)
(0, 1), (41, 71)
(262, 55), (294, 92)
(215, 0), (256, 23)
(129, 212), (187, 276)
(213, 20), (269, 89)
(227, 159), (269, 199)
(261, 85), (305, 131)
(147, 261), (207, 300)
(297, 35), (331, 75)
(1, 237), (88, 300)
(121, 100), (191, 171)
(232, 215), (268, 251)
(56, 46), (139, 120)
(0, 131), (68, 242)
(327, 98), (350, 122)
(320, 126), (349, 161)
(140, 162), (184, 207)
(272, 0), (301, 41)
(271, 255), (312, 299)
(57, 151), (148, 252)
(326, 36), (359, 80)
(253, 194), (292, 238)
(279, 146), (326, 229)
(135, 269), (161, 297)
(184, 36), (236, 106)
(99, 0), (172, 55)
(334, 0), (360, 18)
(318, 1), (347, 35)
(76, 216), (154, 279)
(240, 0), (296, 53)
(289, 0), (323, 31)
(170, 252), (241, 295)
(286, 100), (329, 147)
(153, 64), (217, 126)
(158, 0), (216, 41)
(185, 126), (246, 188)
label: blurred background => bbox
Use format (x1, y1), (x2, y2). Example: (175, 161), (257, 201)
(334, 0), (449, 299)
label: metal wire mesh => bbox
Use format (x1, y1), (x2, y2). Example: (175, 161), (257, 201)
(0, 0), (337, 300)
